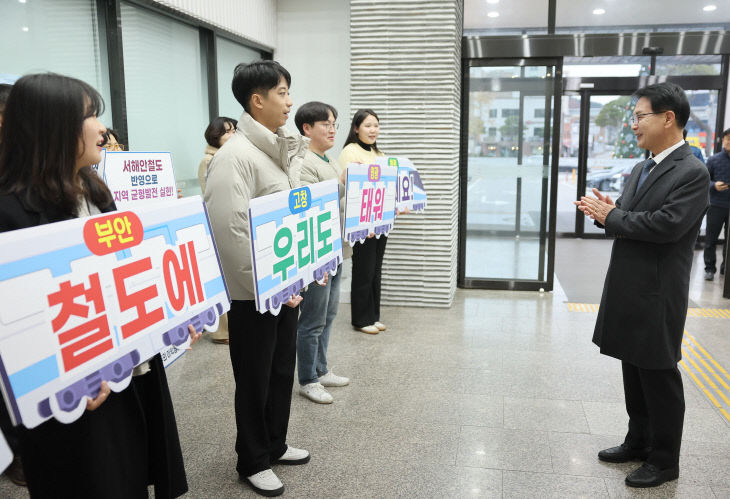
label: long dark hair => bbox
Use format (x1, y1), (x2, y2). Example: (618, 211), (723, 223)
(0, 73), (112, 216)
(343, 109), (381, 153)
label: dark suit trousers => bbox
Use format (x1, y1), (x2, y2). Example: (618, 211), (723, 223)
(228, 300), (298, 477)
(622, 361), (685, 469)
(703, 204), (728, 273)
(351, 235), (387, 327)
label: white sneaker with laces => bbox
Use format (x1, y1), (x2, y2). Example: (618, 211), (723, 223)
(299, 382), (333, 404)
(245, 469), (284, 497)
(276, 445), (311, 465)
(318, 371), (350, 387)
(374, 321), (387, 331)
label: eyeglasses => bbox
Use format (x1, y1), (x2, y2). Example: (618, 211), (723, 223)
(105, 143), (126, 151)
(316, 122), (339, 131)
(630, 112), (664, 125)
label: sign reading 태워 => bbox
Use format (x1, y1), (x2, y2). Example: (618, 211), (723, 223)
(97, 151), (178, 209)
(343, 163), (397, 246)
(0, 197), (230, 428)
(249, 179), (343, 316)
(375, 157), (427, 213)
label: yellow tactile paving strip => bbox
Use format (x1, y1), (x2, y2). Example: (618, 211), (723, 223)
(566, 303), (730, 425)
(566, 303), (730, 318)
(680, 332), (730, 424)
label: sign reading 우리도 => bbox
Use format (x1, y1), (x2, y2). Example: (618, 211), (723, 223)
(0, 197), (230, 429)
(375, 156), (427, 213)
(343, 163), (397, 246)
(249, 179), (343, 315)
(98, 151), (178, 209)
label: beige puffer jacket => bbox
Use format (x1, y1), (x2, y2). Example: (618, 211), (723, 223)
(204, 111), (308, 301)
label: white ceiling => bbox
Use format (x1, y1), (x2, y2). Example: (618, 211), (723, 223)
(464, 0), (730, 31)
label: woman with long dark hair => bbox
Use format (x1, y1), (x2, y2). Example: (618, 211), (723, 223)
(0, 73), (192, 498)
(338, 109), (388, 335)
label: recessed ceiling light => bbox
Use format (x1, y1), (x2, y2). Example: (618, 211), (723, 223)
(593, 8), (606, 15)
(486, 0), (499, 4)
(18, 0), (27, 3)
(22, 26), (29, 31)
(703, 5), (717, 11)
(487, 11), (500, 18)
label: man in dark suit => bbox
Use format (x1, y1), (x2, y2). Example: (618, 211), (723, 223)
(575, 82), (709, 488)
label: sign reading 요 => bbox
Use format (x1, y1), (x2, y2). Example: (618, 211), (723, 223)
(375, 157), (427, 213)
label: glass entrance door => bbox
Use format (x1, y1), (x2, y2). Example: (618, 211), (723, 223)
(459, 61), (560, 290)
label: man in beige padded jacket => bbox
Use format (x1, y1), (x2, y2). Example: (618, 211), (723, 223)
(204, 60), (309, 497)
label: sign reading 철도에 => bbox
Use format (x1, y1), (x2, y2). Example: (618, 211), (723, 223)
(0, 197), (230, 429)
(343, 163), (397, 246)
(96, 151), (178, 208)
(249, 179), (343, 316)
(375, 157), (427, 213)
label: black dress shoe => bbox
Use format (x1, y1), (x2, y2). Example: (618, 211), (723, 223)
(598, 444), (650, 463)
(625, 463), (679, 488)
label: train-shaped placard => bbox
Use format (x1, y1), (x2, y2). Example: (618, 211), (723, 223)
(375, 157), (427, 213)
(343, 163), (397, 246)
(248, 179), (343, 316)
(0, 197), (230, 428)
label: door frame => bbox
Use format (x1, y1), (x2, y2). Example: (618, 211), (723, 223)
(458, 57), (562, 291)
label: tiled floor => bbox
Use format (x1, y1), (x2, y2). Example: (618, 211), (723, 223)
(1, 245), (729, 498)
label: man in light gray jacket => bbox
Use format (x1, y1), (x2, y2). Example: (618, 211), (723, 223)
(204, 60), (309, 497)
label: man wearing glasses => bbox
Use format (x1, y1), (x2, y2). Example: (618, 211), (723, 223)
(575, 82), (709, 488)
(292, 102), (351, 404)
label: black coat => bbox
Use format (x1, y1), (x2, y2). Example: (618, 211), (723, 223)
(593, 143), (710, 369)
(0, 193), (188, 499)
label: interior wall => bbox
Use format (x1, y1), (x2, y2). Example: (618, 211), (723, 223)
(275, 0), (351, 159)
(151, 0), (277, 49)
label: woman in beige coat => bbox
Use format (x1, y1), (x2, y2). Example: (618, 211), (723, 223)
(198, 116), (236, 344)
(198, 116), (237, 193)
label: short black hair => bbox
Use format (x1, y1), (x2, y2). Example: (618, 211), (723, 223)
(231, 60), (291, 113)
(633, 82), (690, 129)
(294, 102), (338, 135)
(204, 116), (238, 147)
(0, 83), (12, 115)
(722, 128), (730, 139)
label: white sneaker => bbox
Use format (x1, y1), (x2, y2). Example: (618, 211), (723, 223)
(374, 321), (387, 331)
(245, 469), (284, 497)
(299, 382), (333, 404)
(275, 445), (311, 465)
(356, 324), (379, 334)
(318, 371), (350, 387)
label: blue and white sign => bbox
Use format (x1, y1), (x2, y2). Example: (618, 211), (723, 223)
(249, 180), (343, 315)
(343, 163), (397, 246)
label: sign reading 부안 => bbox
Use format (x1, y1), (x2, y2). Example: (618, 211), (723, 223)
(0, 197), (230, 428)
(249, 179), (343, 316)
(96, 151), (178, 209)
(343, 163), (397, 246)
(375, 157), (427, 213)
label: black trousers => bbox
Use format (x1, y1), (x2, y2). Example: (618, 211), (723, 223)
(703, 204), (728, 273)
(622, 361), (685, 469)
(351, 235), (387, 327)
(228, 300), (298, 477)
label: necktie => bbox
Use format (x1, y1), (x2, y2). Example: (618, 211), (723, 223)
(636, 158), (656, 191)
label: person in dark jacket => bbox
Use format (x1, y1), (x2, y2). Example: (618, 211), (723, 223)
(702, 128), (730, 280)
(0, 73), (196, 499)
(575, 82), (709, 488)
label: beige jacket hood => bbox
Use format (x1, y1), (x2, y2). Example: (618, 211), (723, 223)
(205, 111), (308, 301)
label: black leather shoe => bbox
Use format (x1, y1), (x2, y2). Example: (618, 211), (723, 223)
(625, 463), (679, 488)
(598, 444), (650, 463)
